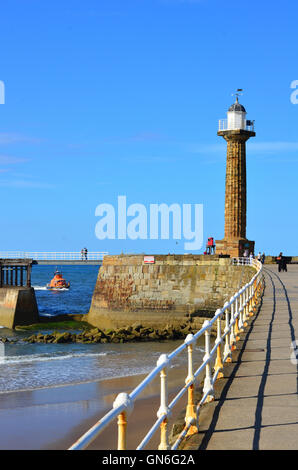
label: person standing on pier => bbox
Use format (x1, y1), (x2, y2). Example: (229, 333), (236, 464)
(206, 237), (215, 255)
(277, 252), (287, 272)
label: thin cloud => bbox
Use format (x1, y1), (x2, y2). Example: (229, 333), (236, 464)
(0, 179), (54, 189)
(128, 132), (164, 142)
(188, 141), (298, 157)
(102, 132), (166, 145)
(187, 143), (225, 154)
(0, 133), (41, 145)
(123, 155), (182, 163)
(0, 155), (29, 164)
(248, 142), (298, 154)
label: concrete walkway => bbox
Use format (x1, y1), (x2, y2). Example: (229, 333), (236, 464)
(198, 264), (298, 450)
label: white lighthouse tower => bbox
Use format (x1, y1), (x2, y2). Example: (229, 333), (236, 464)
(227, 96), (247, 130)
(219, 90), (254, 132)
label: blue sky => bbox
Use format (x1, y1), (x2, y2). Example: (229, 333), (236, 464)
(0, 0), (297, 255)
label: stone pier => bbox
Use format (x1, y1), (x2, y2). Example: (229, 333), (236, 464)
(86, 254), (255, 330)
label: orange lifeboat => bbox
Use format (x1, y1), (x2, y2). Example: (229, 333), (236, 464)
(46, 270), (70, 289)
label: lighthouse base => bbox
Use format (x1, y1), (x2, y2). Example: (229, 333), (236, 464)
(215, 238), (255, 258)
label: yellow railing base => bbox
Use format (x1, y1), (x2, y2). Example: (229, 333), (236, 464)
(205, 395), (215, 403)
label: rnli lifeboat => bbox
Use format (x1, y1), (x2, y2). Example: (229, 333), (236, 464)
(46, 270), (70, 290)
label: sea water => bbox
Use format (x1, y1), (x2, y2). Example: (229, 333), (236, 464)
(0, 265), (204, 394)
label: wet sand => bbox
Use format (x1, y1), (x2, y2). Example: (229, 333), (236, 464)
(0, 365), (193, 450)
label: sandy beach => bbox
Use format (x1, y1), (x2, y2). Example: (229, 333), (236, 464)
(0, 364), (194, 450)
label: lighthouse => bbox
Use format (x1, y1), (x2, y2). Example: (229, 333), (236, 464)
(215, 92), (255, 258)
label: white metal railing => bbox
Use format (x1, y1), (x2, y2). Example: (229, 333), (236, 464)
(69, 258), (264, 451)
(0, 252), (108, 261)
(218, 119), (255, 132)
(232, 256), (255, 266)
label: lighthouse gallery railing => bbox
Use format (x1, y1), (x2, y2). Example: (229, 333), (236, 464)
(69, 258), (264, 451)
(218, 119), (255, 132)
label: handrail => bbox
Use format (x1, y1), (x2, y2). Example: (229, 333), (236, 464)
(232, 256), (254, 265)
(0, 252), (108, 261)
(69, 258), (264, 451)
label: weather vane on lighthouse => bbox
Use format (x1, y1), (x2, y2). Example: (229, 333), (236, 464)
(231, 88), (243, 102)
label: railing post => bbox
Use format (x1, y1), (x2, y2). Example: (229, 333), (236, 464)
(113, 393), (133, 451)
(184, 334), (198, 435)
(230, 298), (236, 351)
(248, 284), (254, 316)
(242, 287), (248, 327)
(234, 295), (240, 341)
(157, 354), (170, 450)
(26, 264), (31, 288)
(246, 285), (250, 320)
(214, 310), (224, 379)
(223, 302), (232, 362)
(238, 290), (244, 332)
(203, 320), (214, 403)
(117, 412), (127, 450)
(252, 279), (257, 312)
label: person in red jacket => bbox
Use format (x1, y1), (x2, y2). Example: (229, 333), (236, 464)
(206, 237), (215, 255)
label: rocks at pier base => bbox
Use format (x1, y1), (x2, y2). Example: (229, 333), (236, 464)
(22, 320), (219, 344)
(0, 337), (17, 344)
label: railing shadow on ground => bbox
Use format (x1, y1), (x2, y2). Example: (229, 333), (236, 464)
(265, 268), (298, 396)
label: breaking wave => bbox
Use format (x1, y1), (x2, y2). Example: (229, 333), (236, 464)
(0, 351), (108, 365)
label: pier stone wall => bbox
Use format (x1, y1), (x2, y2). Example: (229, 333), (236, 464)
(86, 254), (255, 330)
(0, 287), (39, 329)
